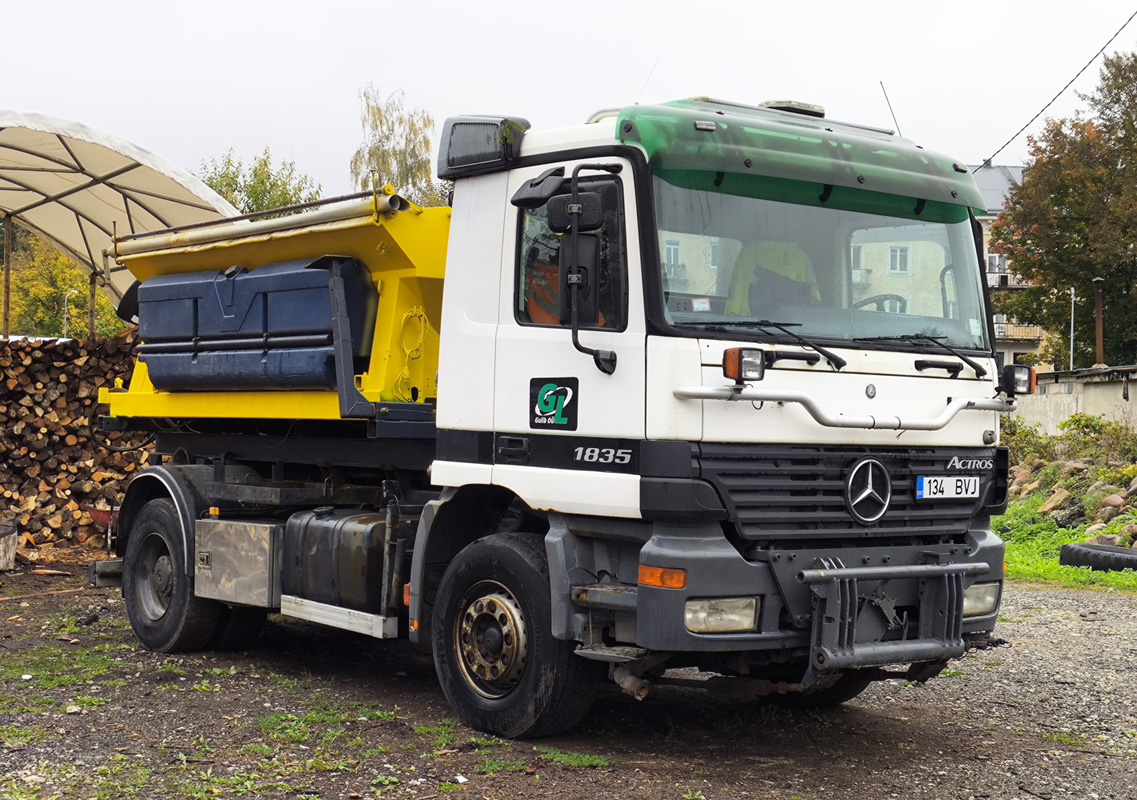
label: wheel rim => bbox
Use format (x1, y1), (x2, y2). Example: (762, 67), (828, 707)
(135, 531), (175, 622)
(453, 580), (529, 699)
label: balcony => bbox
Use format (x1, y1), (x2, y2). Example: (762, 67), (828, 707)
(986, 271), (1031, 289)
(994, 322), (1042, 341)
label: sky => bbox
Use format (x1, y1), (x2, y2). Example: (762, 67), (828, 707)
(3, 1), (1136, 198)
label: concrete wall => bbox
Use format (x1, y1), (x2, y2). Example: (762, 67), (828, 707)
(1013, 369), (1137, 434)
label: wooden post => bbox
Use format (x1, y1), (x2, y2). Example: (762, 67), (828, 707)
(3, 215), (10, 339)
(88, 271), (98, 339)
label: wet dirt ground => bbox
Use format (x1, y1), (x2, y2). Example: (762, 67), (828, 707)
(1, 558), (1135, 800)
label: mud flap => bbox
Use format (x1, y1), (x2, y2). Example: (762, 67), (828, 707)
(798, 558), (988, 686)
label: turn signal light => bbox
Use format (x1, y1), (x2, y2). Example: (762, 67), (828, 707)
(638, 564), (687, 589)
(722, 348), (766, 383)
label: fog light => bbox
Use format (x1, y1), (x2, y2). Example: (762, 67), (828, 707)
(684, 598), (759, 633)
(962, 582), (1000, 617)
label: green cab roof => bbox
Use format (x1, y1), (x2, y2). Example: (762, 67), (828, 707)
(616, 98), (984, 211)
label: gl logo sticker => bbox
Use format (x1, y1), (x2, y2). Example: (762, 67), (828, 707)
(530, 377), (579, 431)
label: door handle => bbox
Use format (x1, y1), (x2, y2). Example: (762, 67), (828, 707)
(496, 436), (530, 465)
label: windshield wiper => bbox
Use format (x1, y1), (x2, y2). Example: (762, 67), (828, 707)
(676, 319), (846, 370)
(854, 334), (987, 378)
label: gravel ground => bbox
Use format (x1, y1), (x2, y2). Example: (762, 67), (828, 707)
(1, 564), (1135, 800)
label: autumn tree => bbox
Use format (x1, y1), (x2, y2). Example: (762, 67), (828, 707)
(350, 86), (449, 207)
(991, 53), (1137, 368)
(6, 233), (125, 339)
(198, 147), (321, 214)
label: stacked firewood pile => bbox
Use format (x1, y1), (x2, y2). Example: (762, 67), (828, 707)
(0, 332), (149, 549)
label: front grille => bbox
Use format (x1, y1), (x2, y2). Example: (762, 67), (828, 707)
(696, 444), (997, 542)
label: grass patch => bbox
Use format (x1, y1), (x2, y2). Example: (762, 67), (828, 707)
(413, 719), (457, 751)
(0, 645), (119, 690)
(536, 746), (612, 768)
(478, 755), (528, 774)
(69, 695), (109, 710)
(1038, 731), (1086, 747)
(0, 724), (49, 748)
(438, 782), (462, 794)
(997, 496), (1137, 591)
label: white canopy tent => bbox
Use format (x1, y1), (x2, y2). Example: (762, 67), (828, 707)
(0, 110), (238, 335)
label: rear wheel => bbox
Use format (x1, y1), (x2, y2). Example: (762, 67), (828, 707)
(123, 499), (221, 652)
(432, 533), (600, 738)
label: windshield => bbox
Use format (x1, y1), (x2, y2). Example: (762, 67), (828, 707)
(653, 170), (990, 351)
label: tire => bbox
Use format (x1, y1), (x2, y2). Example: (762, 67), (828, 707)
(210, 607), (268, 651)
(1060, 543), (1137, 572)
(431, 533), (601, 738)
(770, 672), (872, 709)
(123, 499), (221, 652)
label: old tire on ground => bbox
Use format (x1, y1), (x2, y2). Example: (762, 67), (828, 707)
(432, 532), (601, 738)
(1060, 543), (1137, 572)
(210, 607), (268, 651)
(770, 672), (872, 709)
(123, 498), (221, 652)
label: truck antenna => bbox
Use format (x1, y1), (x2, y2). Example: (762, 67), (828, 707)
(637, 12), (683, 104)
(879, 81), (902, 136)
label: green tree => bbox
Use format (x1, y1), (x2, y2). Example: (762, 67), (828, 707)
(198, 147), (321, 214)
(349, 86), (448, 207)
(991, 53), (1137, 368)
(7, 234), (126, 339)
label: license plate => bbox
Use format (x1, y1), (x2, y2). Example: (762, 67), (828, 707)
(916, 476), (979, 500)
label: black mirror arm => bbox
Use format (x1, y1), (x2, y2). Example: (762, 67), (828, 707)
(566, 163), (621, 375)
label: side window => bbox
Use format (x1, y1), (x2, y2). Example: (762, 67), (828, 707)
(515, 178), (626, 330)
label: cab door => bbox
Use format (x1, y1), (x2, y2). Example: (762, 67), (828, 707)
(491, 158), (647, 518)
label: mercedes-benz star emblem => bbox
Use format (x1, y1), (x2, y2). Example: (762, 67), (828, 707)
(845, 458), (892, 525)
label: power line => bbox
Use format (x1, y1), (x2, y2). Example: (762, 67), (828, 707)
(975, 8), (1137, 171)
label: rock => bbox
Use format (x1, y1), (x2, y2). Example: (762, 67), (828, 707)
(1070, 461), (1089, 473)
(1039, 488), (1072, 514)
(1094, 506), (1120, 524)
(1031, 458), (1048, 472)
(1100, 494), (1126, 508)
(1053, 499), (1086, 529)
(1088, 481), (1111, 494)
(1088, 534), (1122, 546)
(1083, 523), (1107, 537)
(1108, 460), (1123, 468)
(1011, 469), (1032, 488)
(1021, 480), (1041, 496)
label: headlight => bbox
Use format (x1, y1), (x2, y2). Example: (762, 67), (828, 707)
(684, 598), (759, 633)
(962, 582), (1001, 617)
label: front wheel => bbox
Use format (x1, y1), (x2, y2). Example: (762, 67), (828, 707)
(431, 533), (600, 738)
(123, 498), (221, 652)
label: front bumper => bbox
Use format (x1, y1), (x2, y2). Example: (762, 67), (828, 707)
(625, 523), (1003, 666)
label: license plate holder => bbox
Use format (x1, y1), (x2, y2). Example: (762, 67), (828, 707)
(916, 476), (979, 500)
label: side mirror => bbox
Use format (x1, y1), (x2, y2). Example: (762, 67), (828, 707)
(510, 167), (565, 209)
(559, 234), (600, 326)
(547, 192), (604, 233)
(1001, 363), (1036, 397)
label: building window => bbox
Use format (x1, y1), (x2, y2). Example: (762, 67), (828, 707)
(889, 246), (909, 275)
(664, 240), (680, 266)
